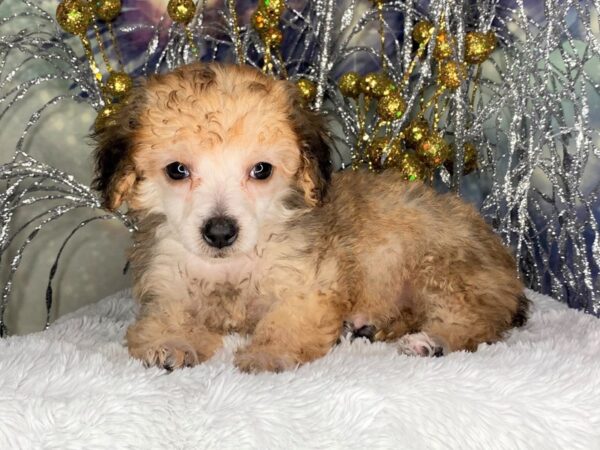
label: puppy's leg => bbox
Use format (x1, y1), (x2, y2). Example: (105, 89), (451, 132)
(395, 288), (520, 357)
(127, 307), (223, 370)
(396, 331), (448, 357)
(374, 314), (448, 357)
(234, 292), (345, 373)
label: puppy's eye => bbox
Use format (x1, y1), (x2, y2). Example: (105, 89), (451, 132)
(165, 162), (190, 180)
(250, 162), (273, 180)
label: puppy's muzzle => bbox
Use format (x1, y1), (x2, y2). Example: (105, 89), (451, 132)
(202, 216), (239, 249)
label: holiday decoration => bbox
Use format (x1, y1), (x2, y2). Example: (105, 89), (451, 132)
(103, 71), (132, 100)
(253, 0), (286, 73)
(464, 31), (496, 65)
(296, 78), (317, 103)
(397, 152), (428, 182)
(366, 137), (400, 170)
(412, 20), (434, 44)
(416, 133), (451, 167)
(404, 119), (430, 147)
(433, 31), (454, 60)
(377, 93), (406, 122)
(56, 0), (93, 36)
(167, 0), (196, 24)
(94, 0), (122, 22)
(0, 0), (598, 335)
(438, 60), (466, 90)
(338, 72), (361, 98)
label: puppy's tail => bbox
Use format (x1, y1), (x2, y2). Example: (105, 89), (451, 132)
(511, 294), (531, 327)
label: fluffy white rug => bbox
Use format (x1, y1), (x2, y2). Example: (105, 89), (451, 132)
(1, 290), (599, 449)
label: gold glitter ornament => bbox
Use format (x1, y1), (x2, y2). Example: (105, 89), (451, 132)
(56, 0), (93, 36)
(338, 72), (361, 98)
(412, 21), (434, 44)
(167, 0), (196, 25)
(296, 78), (316, 103)
(264, 28), (283, 46)
(375, 74), (397, 98)
(433, 31), (455, 60)
(465, 31), (496, 64)
(252, 9), (274, 33)
(360, 72), (394, 98)
(94, 0), (122, 22)
(103, 71), (132, 99)
(95, 103), (122, 131)
(403, 119), (430, 147)
(397, 152), (427, 181)
(359, 73), (379, 97)
(439, 60), (467, 89)
(366, 137), (400, 170)
(262, 0), (285, 17)
(416, 133), (451, 167)
(377, 92), (406, 121)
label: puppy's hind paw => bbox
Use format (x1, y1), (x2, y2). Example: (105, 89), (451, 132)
(234, 346), (297, 374)
(131, 341), (199, 371)
(396, 332), (448, 358)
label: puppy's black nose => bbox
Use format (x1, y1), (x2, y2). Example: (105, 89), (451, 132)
(202, 216), (239, 248)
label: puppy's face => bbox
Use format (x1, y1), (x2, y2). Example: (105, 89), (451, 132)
(93, 64), (331, 259)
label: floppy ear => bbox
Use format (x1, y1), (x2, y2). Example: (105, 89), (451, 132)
(91, 84), (145, 211)
(287, 86), (333, 207)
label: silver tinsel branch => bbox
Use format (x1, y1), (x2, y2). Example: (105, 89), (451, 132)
(0, 0), (598, 335)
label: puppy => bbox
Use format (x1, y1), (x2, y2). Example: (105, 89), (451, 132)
(93, 62), (528, 373)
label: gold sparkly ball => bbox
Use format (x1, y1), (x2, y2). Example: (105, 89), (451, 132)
(377, 92), (406, 121)
(366, 137), (400, 170)
(261, 0), (285, 17)
(359, 72), (394, 98)
(374, 72), (397, 97)
(465, 31), (496, 64)
(95, 103), (122, 131)
(264, 28), (283, 46)
(359, 72), (380, 97)
(403, 119), (430, 147)
(397, 152), (427, 181)
(412, 20), (434, 44)
(94, 0), (122, 22)
(416, 133), (451, 167)
(296, 78), (316, 103)
(439, 60), (467, 89)
(167, 0), (196, 24)
(338, 72), (361, 98)
(252, 9), (276, 33)
(433, 31), (455, 60)
(56, 0), (93, 36)
(103, 71), (133, 99)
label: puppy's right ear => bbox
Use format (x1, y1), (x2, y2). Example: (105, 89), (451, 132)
(92, 85), (145, 211)
(286, 85), (333, 207)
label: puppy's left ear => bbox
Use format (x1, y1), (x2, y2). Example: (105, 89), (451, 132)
(91, 83), (146, 211)
(288, 88), (333, 207)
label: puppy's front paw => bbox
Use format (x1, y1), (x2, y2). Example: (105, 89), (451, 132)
(130, 341), (199, 371)
(234, 346), (297, 373)
(396, 332), (448, 357)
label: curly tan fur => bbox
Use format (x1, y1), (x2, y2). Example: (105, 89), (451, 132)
(93, 62), (528, 373)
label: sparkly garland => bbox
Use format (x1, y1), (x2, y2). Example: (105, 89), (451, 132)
(0, 0), (598, 335)
(56, 0), (495, 181)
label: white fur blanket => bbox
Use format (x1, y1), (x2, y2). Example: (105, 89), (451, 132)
(1, 290), (599, 449)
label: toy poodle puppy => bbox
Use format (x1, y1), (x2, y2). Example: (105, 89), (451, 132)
(93, 62), (528, 373)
